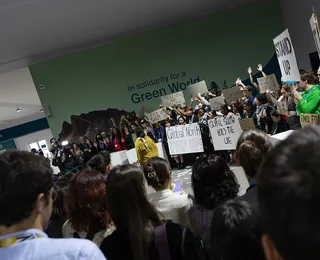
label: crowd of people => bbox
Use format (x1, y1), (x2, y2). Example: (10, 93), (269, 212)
(47, 66), (320, 174)
(2, 123), (320, 260)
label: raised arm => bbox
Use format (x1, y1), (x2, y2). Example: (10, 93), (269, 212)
(247, 68), (261, 92)
(197, 93), (210, 106)
(257, 64), (267, 77)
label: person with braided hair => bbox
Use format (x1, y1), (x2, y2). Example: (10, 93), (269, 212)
(143, 157), (193, 227)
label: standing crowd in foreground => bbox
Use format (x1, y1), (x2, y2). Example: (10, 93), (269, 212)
(1, 124), (320, 260)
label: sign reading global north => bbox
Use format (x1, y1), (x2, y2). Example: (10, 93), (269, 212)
(127, 72), (201, 104)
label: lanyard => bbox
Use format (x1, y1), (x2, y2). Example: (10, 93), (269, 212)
(0, 232), (44, 248)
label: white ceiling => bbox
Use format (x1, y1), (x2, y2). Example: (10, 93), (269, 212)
(0, 68), (44, 130)
(0, 0), (261, 130)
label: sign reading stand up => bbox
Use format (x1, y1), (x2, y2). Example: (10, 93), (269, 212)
(273, 29), (300, 82)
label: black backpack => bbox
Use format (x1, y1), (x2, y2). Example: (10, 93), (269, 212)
(154, 223), (211, 260)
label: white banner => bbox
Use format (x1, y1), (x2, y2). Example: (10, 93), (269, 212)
(273, 29), (300, 82)
(145, 109), (168, 124)
(161, 91), (185, 107)
(166, 123), (204, 155)
(310, 12), (320, 58)
(209, 115), (242, 151)
(222, 86), (243, 104)
(257, 74), (279, 92)
(209, 96), (225, 110)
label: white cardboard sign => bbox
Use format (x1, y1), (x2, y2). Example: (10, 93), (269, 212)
(145, 109), (168, 124)
(310, 13), (320, 59)
(166, 123), (204, 155)
(222, 86), (243, 104)
(209, 115), (242, 151)
(209, 96), (225, 110)
(161, 91), (185, 107)
(257, 74), (279, 92)
(273, 29), (300, 82)
(187, 81), (208, 97)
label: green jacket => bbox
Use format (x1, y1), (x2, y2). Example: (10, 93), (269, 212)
(296, 85), (320, 115)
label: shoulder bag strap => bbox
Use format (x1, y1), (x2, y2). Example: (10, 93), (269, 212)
(155, 224), (171, 260)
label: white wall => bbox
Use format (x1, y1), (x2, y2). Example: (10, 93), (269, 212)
(14, 128), (53, 151)
(280, 0), (320, 69)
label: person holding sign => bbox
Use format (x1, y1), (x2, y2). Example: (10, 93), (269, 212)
(295, 71), (320, 114)
(134, 128), (158, 165)
(172, 117), (186, 169)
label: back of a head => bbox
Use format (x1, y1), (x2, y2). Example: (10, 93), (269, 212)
(211, 200), (264, 260)
(106, 165), (161, 260)
(143, 157), (171, 190)
(87, 151), (111, 175)
(256, 93), (268, 104)
(135, 128), (146, 138)
(66, 168), (110, 232)
(0, 151), (53, 227)
(236, 129), (272, 180)
(258, 126), (320, 260)
(300, 71), (318, 85)
(192, 154), (239, 209)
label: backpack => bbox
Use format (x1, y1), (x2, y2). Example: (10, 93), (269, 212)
(154, 223), (211, 260)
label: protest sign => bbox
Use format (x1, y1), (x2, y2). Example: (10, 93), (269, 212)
(239, 118), (255, 130)
(277, 101), (288, 116)
(166, 123), (204, 155)
(310, 10), (320, 58)
(145, 109), (168, 124)
(222, 86), (243, 104)
(209, 96), (225, 110)
(273, 29), (300, 82)
(187, 81), (208, 97)
(209, 114), (242, 151)
(161, 91), (185, 107)
(300, 114), (320, 128)
(257, 74), (279, 92)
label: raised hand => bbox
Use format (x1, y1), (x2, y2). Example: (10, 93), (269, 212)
(247, 67), (253, 74)
(236, 78), (241, 85)
(257, 64), (263, 72)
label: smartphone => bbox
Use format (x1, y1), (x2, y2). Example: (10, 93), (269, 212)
(173, 180), (183, 194)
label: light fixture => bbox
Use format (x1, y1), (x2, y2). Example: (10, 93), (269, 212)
(40, 108), (44, 112)
(16, 108), (22, 112)
(61, 141), (69, 146)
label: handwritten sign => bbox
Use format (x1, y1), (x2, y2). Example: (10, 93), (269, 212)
(145, 109), (168, 124)
(161, 91), (185, 107)
(257, 74), (279, 92)
(300, 114), (320, 128)
(166, 123), (204, 155)
(273, 29), (300, 82)
(239, 118), (255, 130)
(187, 80), (208, 97)
(222, 86), (243, 104)
(310, 11), (320, 58)
(209, 115), (242, 150)
(209, 96), (225, 110)
(277, 101), (288, 116)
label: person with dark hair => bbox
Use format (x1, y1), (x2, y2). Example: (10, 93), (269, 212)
(94, 133), (108, 152)
(295, 70), (320, 114)
(188, 154), (239, 247)
(243, 99), (258, 126)
(258, 126), (320, 260)
(269, 107), (290, 135)
(87, 151), (112, 176)
(134, 127), (158, 165)
(279, 84), (301, 129)
(63, 168), (115, 249)
(0, 151), (106, 260)
(122, 125), (135, 149)
(101, 164), (210, 260)
(79, 136), (96, 164)
(235, 129), (272, 214)
(143, 157), (193, 227)
(112, 127), (127, 152)
(256, 93), (273, 133)
(211, 200), (265, 260)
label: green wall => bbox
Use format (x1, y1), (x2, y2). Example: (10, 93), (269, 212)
(30, 0), (284, 136)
